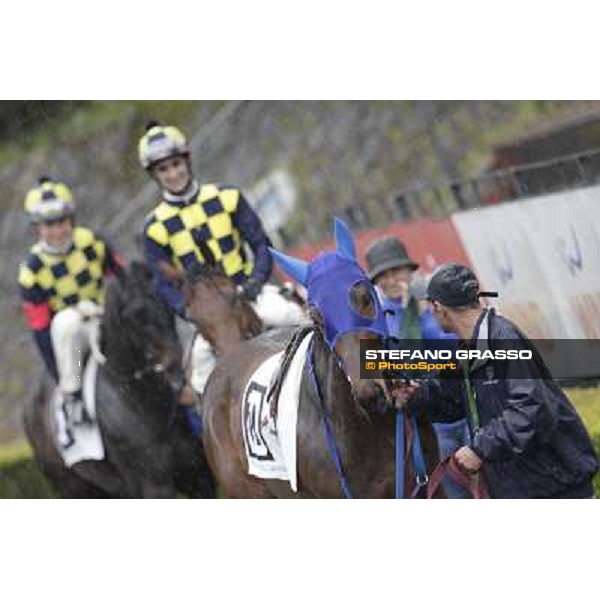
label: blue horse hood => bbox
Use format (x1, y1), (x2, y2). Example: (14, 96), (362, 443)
(307, 252), (388, 347)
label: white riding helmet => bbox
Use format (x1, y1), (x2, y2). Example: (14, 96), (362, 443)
(138, 121), (190, 170)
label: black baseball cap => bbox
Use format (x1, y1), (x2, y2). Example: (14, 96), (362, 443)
(426, 263), (498, 307)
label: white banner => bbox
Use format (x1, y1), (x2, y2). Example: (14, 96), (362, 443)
(453, 185), (600, 377)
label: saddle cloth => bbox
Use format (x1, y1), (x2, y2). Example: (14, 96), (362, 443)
(241, 332), (313, 492)
(53, 356), (105, 467)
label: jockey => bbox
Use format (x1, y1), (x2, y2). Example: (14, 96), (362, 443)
(365, 237), (469, 498)
(18, 177), (124, 425)
(139, 121), (307, 406)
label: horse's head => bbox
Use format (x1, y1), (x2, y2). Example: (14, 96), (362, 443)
(103, 261), (184, 391)
(157, 246), (262, 354)
(271, 219), (391, 411)
(184, 263), (262, 351)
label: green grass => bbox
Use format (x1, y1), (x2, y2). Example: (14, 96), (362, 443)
(0, 439), (33, 464)
(0, 440), (56, 498)
(0, 100), (207, 175)
(1, 387), (599, 498)
(565, 387), (600, 497)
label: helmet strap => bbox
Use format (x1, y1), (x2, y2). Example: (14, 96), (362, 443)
(162, 178), (199, 205)
(38, 237), (73, 255)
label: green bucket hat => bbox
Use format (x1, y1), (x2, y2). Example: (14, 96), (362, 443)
(365, 236), (419, 281)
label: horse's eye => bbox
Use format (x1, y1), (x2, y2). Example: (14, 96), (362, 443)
(349, 281), (376, 319)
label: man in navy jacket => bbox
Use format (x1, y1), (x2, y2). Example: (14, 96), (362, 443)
(398, 263), (598, 498)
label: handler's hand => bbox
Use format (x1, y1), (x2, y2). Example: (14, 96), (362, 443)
(454, 446), (483, 474)
(391, 380), (421, 410)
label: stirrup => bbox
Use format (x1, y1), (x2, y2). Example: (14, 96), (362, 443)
(65, 391), (93, 426)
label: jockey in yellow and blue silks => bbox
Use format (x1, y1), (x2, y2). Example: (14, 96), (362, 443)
(140, 122), (272, 317)
(18, 177), (124, 426)
(139, 122), (307, 405)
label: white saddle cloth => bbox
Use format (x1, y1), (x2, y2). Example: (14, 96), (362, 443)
(241, 332), (313, 492)
(53, 357), (105, 467)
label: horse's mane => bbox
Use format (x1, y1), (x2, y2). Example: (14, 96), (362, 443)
(186, 261), (225, 285)
(102, 260), (175, 371)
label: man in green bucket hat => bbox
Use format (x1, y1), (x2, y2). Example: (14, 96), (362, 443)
(365, 236), (469, 498)
(365, 236), (449, 342)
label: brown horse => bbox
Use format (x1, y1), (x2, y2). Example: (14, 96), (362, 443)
(183, 263), (264, 357)
(196, 220), (443, 498)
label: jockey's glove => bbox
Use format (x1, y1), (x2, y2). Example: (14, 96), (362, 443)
(241, 278), (263, 302)
(77, 300), (104, 320)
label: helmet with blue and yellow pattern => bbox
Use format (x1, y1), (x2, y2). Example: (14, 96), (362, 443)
(24, 177), (75, 224)
(138, 121), (190, 170)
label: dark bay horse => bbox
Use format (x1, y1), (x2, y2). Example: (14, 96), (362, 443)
(24, 261), (216, 498)
(200, 220), (443, 498)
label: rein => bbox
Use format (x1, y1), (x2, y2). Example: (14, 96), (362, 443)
(307, 335), (354, 499)
(395, 410), (429, 499)
(306, 333), (428, 499)
(427, 455), (490, 499)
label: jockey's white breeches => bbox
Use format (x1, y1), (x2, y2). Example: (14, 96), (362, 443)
(50, 301), (103, 394)
(190, 284), (309, 394)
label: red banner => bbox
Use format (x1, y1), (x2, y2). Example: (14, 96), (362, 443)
(289, 218), (472, 274)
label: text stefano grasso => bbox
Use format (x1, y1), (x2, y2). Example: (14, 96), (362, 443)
(364, 349), (533, 361)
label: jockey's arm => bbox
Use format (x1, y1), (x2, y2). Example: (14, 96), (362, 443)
(231, 193), (273, 284)
(97, 233), (125, 276)
(143, 233), (186, 319)
(20, 286), (59, 382)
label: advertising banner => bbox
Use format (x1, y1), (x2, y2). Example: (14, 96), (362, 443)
(454, 185), (600, 377)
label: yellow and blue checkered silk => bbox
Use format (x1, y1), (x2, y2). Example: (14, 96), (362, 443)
(18, 226), (108, 312)
(144, 184), (253, 279)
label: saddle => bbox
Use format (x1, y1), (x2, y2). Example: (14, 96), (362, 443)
(266, 326), (314, 423)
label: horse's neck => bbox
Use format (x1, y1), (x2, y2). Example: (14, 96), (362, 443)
(308, 335), (397, 497)
(102, 324), (137, 375)
(311, 335), (361, 423)
(210, 323), (245, 355)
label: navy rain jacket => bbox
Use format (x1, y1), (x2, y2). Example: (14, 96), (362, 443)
(412, 308), (598, 498)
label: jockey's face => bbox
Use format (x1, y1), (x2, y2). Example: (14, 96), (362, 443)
(374, 266), (413, 301)
(37, 217), (73, 249)
(152, 155), (192, 195)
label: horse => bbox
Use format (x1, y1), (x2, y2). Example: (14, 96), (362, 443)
(182, 262), (264, 357)
(24, 261), (216, 498)
(24, 375), (123, 498)
(199, 219), (443, 498)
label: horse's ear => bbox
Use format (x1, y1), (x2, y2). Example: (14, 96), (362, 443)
(334, 218), (357, 261)
(158, 261), (184, 290)
(269, 248), (309, 286)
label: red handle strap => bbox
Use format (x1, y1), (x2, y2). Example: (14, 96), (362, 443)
(427, 455), (490, 499)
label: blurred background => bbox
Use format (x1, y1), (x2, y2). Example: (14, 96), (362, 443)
(1, 100), (599, 496)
